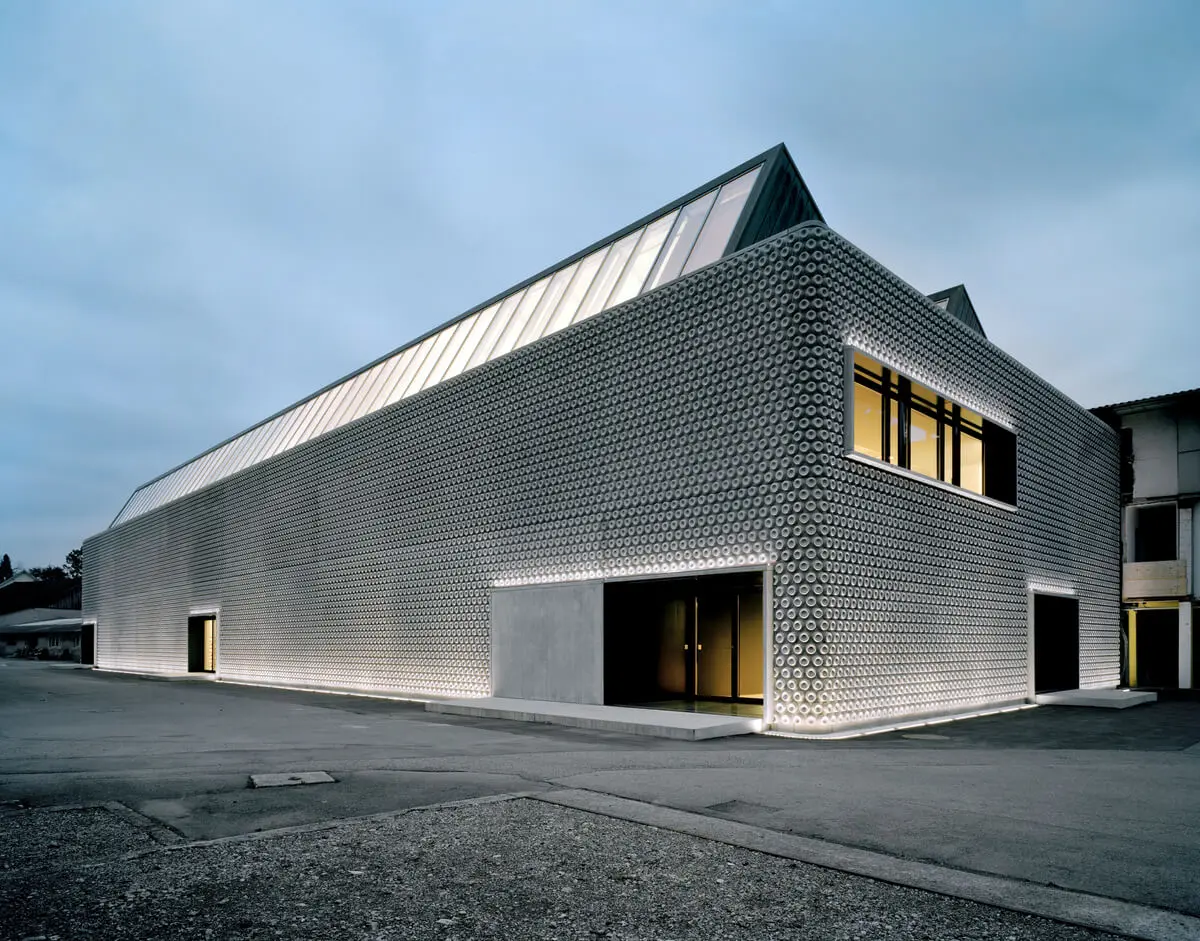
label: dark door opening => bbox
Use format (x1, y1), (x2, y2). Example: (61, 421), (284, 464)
(1131, 608), (1178, 689)
(604, 572), (764, 706)
(80, 624), (95, 665)
(1033, 594), (1079, 694)
(187, 615), (216, 673)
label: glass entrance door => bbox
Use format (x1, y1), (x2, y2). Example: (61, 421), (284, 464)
(695, 591), (734, 698)
(604, 571), (765, 706)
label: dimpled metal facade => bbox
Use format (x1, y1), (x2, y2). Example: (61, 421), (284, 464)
(82, 221), (1119, 731)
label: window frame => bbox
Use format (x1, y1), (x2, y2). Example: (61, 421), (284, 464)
(844, 346), (1018, 510)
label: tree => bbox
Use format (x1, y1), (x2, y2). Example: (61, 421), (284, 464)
(65, 548), (83, 580)
(0, 554), (11, 581)
(29, 566), (68, 582)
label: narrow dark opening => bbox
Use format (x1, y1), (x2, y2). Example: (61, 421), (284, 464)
(604, 572), (763, 712)
(1033, 594), (1079, 694)
(80, 624), (95, 665)
(1133, 505), (1176, 562)
(983, 420), (1017, 506)
(1119, 428), (1134, 500)
(1133, 608), (1178, 689)
(187, 615), (216, 673)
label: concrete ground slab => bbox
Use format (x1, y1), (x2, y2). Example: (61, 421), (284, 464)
(426, 696), (763, 739)
(537, 788), (1200, 941)
(248, 770), (335, 788)
(1036, 689), (1158, 708)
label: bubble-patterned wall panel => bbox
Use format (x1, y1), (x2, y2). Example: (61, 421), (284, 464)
(83, 222), (1119, 730)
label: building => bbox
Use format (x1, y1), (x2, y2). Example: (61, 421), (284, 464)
(0, 570), (86, 660)
(0, 608), (86, 660)
(82, 145), (1120, 733)
(0, 569), (81, 616)
(1094, 388), (1199, 689)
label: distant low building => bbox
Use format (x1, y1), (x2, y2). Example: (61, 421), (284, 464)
(1094, 388), (1199, 689)
(0, 607), (86, 661)
(0, 569), (82, 616)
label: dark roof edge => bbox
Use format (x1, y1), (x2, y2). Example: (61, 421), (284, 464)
(725, 143), (824, 253)
(1092, 386), (1200, 414)
(926, 284), (986, 338)
(118, 146), (784, 501)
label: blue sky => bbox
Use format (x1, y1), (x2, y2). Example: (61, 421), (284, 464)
(1, 0), (1197, 567)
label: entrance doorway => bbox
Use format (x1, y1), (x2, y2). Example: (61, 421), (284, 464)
(187, 615), (216, 673)
(80, 623), (95, 665)
(1129, 607), (1178, 688)
(604, 572), (764, 707)
(1033, 593), (1079, 694)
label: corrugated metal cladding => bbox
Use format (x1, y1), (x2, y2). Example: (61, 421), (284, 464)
(83, 222), (1119, 731)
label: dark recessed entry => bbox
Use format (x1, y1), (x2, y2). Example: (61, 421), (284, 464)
(1131, 607), (1178, 689)
(604, 572), (764, 706)
(80, 624), (95, 666)
(1033, 594), (1079, 694)
(187, 615), (216, 673)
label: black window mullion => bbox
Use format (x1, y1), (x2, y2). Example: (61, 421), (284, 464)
(881, 368), (892, 463)
(936, 397), (946, 481)
(951, 405), (961, 486)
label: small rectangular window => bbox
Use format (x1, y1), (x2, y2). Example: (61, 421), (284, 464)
(983, 420), (1017, 505)
(1134, 504), (1176, 562)
(853, 382), (884, 460)
(959, 427), (984, 495)
(887, 396), (903, 466)
(908, 381), (940, 480)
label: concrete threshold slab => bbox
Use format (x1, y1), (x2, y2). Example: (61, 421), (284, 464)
(536, 789), (1200, 941)
(426, 697), (762, 740)
(1035, 688), (1158, 708)
(248, 771), (335, 788)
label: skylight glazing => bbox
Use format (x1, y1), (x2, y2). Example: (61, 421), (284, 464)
(112, 165), (763, 527)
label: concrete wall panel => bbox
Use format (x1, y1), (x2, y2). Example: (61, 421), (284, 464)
(490, 582), (603, 704)
(1128, 411), (1179, 499)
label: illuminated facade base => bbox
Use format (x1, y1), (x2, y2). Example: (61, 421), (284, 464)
(82, 146), (1120, 732)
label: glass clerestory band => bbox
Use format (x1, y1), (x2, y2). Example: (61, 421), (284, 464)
(111, 165), (764, 528)
(850, 350), (1017, 506)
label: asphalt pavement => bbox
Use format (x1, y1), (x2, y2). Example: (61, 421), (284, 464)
(2, 661), (1198, 940)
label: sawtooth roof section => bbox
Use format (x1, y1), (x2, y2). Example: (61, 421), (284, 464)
(111, 145), (823, 529)
(927, 284), (986, 338)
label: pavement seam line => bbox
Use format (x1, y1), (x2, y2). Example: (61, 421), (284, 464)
(531, 788), (1200, 941)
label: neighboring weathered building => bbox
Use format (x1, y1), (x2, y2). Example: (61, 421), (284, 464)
(1094, 389), (1199, 689)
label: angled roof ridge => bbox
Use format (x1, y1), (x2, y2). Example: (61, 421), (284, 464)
(926, 284), (986, 338)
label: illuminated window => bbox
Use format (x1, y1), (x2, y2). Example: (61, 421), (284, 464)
(908, 381), (940, 479)
(849, 350), (1016, 505)
(958, 407), (984, 495)
(852, 352), (884, 460)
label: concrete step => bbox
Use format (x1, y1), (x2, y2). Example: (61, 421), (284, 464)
(1035, 688), (1158, 709)
(426, 697), (762, 740)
